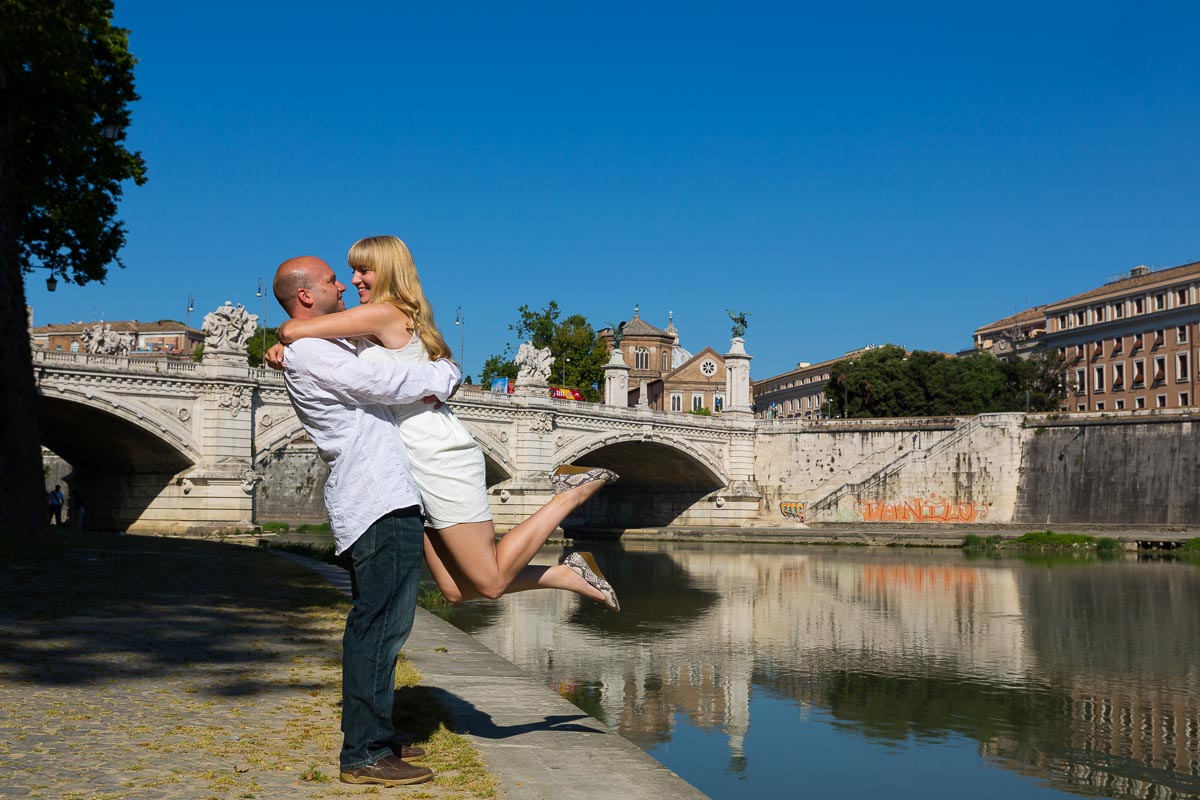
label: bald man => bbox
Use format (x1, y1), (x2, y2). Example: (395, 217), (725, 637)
(273, 256), (459, 785)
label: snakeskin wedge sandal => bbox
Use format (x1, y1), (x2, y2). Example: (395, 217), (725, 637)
(562, 552), (620, 612)
(550, 465), (620, 495)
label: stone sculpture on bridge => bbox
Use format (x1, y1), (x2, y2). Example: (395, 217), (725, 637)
(202, 301), (258, 355)
(515, 342), (554, 385)
(79, 322), (135, 356)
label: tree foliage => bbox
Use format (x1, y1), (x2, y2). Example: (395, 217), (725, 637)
(245, 327), (278, 368)
(825, 346), (1064, 418)
(2, 0), (148, 285)
(0, 0), (147, 539)
(479, 301), (609, 401)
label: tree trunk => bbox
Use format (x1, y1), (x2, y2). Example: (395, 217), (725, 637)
(0, 66), (50, 539)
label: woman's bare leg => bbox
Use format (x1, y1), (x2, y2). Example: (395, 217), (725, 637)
(424, 528), (605, 603)
(421, 479), (610, 602)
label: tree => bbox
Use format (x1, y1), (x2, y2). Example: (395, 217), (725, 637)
(826, 345), (1066, 418)
(479, 301), (609, 401)
(246, 327), (279, 368)
(0, 0), (147, 538)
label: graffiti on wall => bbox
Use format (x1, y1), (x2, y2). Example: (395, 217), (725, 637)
(779, 500), (808, 522)
(858, 494), (990, 523)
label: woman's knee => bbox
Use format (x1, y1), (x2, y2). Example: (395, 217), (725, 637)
(476, 582), (506, 601)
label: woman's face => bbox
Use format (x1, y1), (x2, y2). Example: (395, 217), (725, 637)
(350, 266), (375, 304)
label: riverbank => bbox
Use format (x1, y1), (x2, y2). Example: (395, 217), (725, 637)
(0, 532), (708, 800)
(278, 552), (709, 800)
(0, 532), (497, 799)
(566, 523), (1200, 548)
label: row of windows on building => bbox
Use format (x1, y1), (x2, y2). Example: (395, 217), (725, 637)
(1058, 326), (1188, 360)
(1054, 285), (1194, 331)
(668, 392), (725, 413)
(1069, 354), (1191, 395)
(631, 347), (671, 371)
(765, 393), (829, 418)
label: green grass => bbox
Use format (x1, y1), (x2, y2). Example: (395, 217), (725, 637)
(962, 530), (1126, 558)
(1013, 530), (1097, 547)
(260, 522), (289, 532)
(295, 522), (332, 533)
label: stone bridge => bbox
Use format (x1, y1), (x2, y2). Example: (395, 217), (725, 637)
(32, 349), (760, 534)
(44, 345), (1170, 534)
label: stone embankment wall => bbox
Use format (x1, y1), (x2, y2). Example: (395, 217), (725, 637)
(250, 410), (1200, 530)
(1014, 412), (1200, 526)
(754, 419), (962, 525)
(758, 410), (1199, 528)
(255, 440), (330, 522)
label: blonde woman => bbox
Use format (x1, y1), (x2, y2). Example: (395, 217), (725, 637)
(272, 236), (619, 610)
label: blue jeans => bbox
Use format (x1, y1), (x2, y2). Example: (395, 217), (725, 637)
(339, 506), (424, 770)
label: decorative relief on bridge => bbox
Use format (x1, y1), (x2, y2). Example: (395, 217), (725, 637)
(527, 413), (555, 436)
(217, 385), (252, 417)
(178, 407), (191, 422)
(202, 301), (258, 355)
(259, 412), (274, 429)
(240, 469), (262, 494)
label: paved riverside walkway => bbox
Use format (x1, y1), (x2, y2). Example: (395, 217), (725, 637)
(0, 533), (706, 800)
(278, 553), (709, 800)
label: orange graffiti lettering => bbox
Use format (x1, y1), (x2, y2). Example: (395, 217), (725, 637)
(858, 495), (989, 523)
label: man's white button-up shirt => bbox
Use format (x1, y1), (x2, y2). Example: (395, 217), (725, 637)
(282, 338), (460, 554)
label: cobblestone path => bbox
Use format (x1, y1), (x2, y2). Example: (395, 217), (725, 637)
(0, 534), (491, 800)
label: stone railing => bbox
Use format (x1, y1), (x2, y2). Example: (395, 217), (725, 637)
(33, 350), (201, 376)
(450, 386), (749, 430)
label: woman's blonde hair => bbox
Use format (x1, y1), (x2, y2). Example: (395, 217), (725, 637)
(347, 235), (452, 361)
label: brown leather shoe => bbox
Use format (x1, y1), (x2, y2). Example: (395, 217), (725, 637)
(390, 740), (426, 760)
(340, 754), (434, 785)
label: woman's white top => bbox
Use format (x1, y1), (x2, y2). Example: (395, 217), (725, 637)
(358, 335), (491, 529)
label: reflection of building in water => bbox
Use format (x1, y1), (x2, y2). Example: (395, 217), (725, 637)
(462, 549), (1200, 798)
(472, 547), (1028, 767)
(982, 679), (1200, 799)
(985, 565), (1200, 799)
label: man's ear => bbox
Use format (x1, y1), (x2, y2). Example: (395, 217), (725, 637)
(296, 287), (312, 308)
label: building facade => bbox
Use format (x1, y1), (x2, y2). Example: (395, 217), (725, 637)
(972, 306), (1047, 359)
(31, 319), (203, 357)
(598, 307), (727, 413)
(1039, 262), (1199, 412)
(751, 358), (836, 420)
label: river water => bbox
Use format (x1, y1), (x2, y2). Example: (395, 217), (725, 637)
(439, 542), (1200, 800)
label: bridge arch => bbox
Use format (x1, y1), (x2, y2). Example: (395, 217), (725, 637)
(37, 388), (200, 471)
(36, 390), (201, 531)
(553, 430), (728, 487)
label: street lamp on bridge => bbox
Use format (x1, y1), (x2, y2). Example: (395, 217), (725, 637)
(454, 306), (464, 374)
(255, 278), (267, 365)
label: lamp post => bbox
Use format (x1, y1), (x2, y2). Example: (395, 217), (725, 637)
(562, 356), (571, 387)
(255, 278), (267, 365)
(454, 306), (464, 373)
(186, 294), (194, 329)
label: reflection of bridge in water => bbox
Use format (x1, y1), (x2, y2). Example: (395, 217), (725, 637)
(453, 547), (1200, 799)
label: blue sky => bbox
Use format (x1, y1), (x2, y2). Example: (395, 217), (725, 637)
(24, 1), (1200, 379)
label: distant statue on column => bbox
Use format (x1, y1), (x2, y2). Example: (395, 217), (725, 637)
(726, 309), (751, 339)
